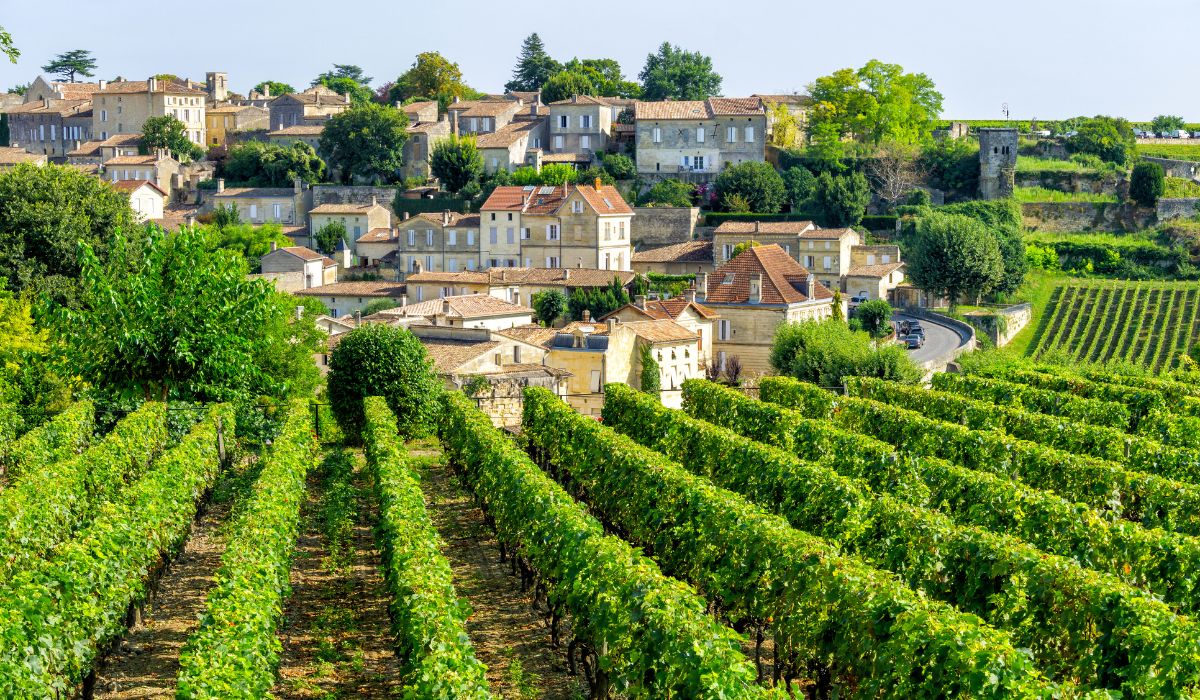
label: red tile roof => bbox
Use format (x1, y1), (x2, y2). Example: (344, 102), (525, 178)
(355, 227), (396, 243)
(97, 79), (206, 95)
(480, 184), (632, 216)
(713, 221), (817, 235)
(447, 99), (520, 118)
(704, 244), (832, 305)
(603, 297), (718, 321)
(294, 281), (406, 297)
(394, 294), (533, 319)
(632, 240), (712, 264)
(634, 97), (764, 120)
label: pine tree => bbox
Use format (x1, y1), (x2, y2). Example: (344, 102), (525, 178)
(505, 33), (560, 92)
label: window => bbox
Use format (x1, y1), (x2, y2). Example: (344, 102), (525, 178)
(619, 222), (626, 239)
(652, 127), (662, 143)
(553, 135), (564, 150)
(521, 227), (531, 240)
(696, 127), (705, 142)
(727, 126), (737, 142)
(694, 156), (705, 170)
(408, 229), (416, 246)
(545, 256), (560, 267)
(823, 256), (832, 271)
(558, 115), (568, 128)
(590, 370), (602, 393)
(100, 109), (108, 122)
(489, 227), (498, 244)
(604, 222), (611, 240)
(867, 254), (876, 265)
(718, 320), (731, 340)
(581, 114), (592, 128)
(426, 229), (434, 246)
(882, 254), (891, 263)
(354, 226), (362, 237)
(824, 241), (831, 250)
(581, 135), (591, 150)
(572, 200), (583, 213)
(273, 204), (281, 220)
(722, 244), (731, 260)
(447, 230), (457, 246)
(546, 224), (560, 240)
(466, 259), (476, 270)
(448, 258), (458, 272)
(745, 126), (755, 142)
(507, 213), (513, 221)
(490, 157), (498, 168)
(784, 244), (791, 254)
(468, 117), (478, 132)
(467, 230), (475, 245)
(249, 204), (258, 219)
(506, 227), (515, 244)
(426, 255), (434, 271)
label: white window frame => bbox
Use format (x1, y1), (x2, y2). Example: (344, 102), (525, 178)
(718, 320), (731, 341)
(581, 114), (591, 129)
(546, 224), (560, 241)
(489, 227), (498, 244)
(448, 258), (458, 272)
(727, 126), (737, 142)
(652, 127), (661, 143)
(467, 230), (476, 245)
(745, 126), (755, 143)
(580, 134), (591, 150)
(558, 115), (568, 129)
(506, 227), (515, 244)
(448, 229), (457, 246)
(553, 135), (564, 150)
(426, 229), (434, 246)
(273, 203), (282, 220)
(249, 204), (258, 219)
(696, 127), (705, 143)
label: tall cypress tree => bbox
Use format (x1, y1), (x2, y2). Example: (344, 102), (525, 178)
(505, 33), (560, 92)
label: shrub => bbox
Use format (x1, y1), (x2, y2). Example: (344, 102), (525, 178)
(328, 325), (442, 442)
(770, 318), (921, 386)
(639, 178), (694, 207)
(714, 161), (785, 213)
(1131, 162), (1166, 207)
(601, 152), (636, 180)
(639, 344), (660, 394)
(855, 299), (893, 338)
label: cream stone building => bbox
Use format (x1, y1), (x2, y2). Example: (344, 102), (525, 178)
(389, 212), (482, 275)
(546, 95), (612, 160)
(22, 77), (100, 103)
(700, 244), (835, 375)
(602, 293), (718, 367)
(634, 98), (767, 181)
(261, 244), (338, 289)
(112, 179), (167, 222)
(103, 152), (179, 193)
(294, 280), (406, 317)
(92, 78), (207, 144)
(210, 178), (312, 227)
(631, 239), (715, 276)
(268, 86), (350, 130)
(446, 98), (522, 135)
(205, 104), (269, 148)
(403, 120), (451, 180)
(309, 199), (392, 255)
(67, 133), (142, 165)
(845, 244), (906, 301)
(479, 183), (633, 271)
(267, 125), (324, 150)
(6, 98), (93, 157)
(475, 120), (544, 173)
(382, 294), (534, 330)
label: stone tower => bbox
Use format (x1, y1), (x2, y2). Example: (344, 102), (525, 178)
(205, 72), (229, 103)
(978, 127), (1018, 200)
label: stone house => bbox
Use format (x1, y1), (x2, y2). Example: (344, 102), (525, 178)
(261, 244), (338, 289)
(391, 211), (483, 276)
(22, 77), (100, 103)
(267, 125), (324, 150)
(210, 178), (312, 227)
(476, 120), (545, 173)
(293, 280), (406, 317)
(67, 133), (142, 165)
(700, 243), (835, 375)
(546, 95), (612, 160)
(0, 147), (47, 172)
(602, 293), (718, 367)
(479, 183), (634, 271)
(631, 239), (715, 276)
(402, 267), (638, 309)
(112, 179), (167, 222)
(402, 101), (439, 124)
(6, 98), (93, 158)
(446, 98), (523, 136)
(753, 93), (812, 141)
(103, 152), (179, 193)
(205, 104), (269, 148)
(844, 244), (905, 301)
(383, 293), (534, 330)
(92, 78), (207, 144)
(634, 98), (767, 182)
(713, 221), (855, 292)
(309, 199), (392, 255)
(268, 86), (350, 131)
(403, 120), (452, 180)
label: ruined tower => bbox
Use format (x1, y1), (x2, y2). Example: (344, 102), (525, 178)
(978, 127), (1018, 200)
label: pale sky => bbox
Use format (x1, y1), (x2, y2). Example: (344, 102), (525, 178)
(2, 0), (1195, 121)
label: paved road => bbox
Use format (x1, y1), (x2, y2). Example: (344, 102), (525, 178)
(892, 313), (968, 366)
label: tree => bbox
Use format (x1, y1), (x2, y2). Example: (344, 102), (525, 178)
(506, 33), (560, 92)
(770, 318), (920, 386)
(715, 161), (786, 213)
(567, 277), (630, 320)
(206, 222), (290, 272)
(0, 25), (17, 64)
(639, 179), (694, 207)
(42, 50), (97, 83)
(1151, 115), (1187, 135)
(782, 166), (817, 211)
(766, 101), (804, 148)
(868, 141), (925, 209)
(314, 221), (347, 256)
(51, 226), (321, 404)
(387, 51), (476, 107)
(320, 104), (409, 184)
(429, 135), (483, 194)
(540, 70), (596, 104)
(222, 141), (325, 187)
(807, 60), (943, 148)
(601, 153), (635, 180)
(0, 163), (137, 305)
(316, 76), (374, 106)
(639, 344), (660, 394)
(211, 203), (241, 229)
(906, 212), (1004, 311)
(538, 163), (576, 186)
(532, 289), (567, 326)
(141, 115), (203, 162)
(855, 299), (893, 338)
(810, 171), (870, 227)
(1131, 161), (1165, 207)
(328, 324), (442, 442)
(920, 138), (979, 195)
(315, 64), (372, 86)
(558, 58), (640, 98)
(1068, 116), (1136, 165)
(6, 83), (28, 95)
(362, 298), (401, 316)
(937, 199), (1025, 296)
(253, 80), (295, 96)
(730, 241), (760, 258)
(638, 43), (722, 101)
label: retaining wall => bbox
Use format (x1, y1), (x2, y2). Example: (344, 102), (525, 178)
(630, 206), (702, 247)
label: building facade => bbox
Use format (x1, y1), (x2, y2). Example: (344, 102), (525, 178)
(92, 78), (208, 144)
(546, 95), (612, 160)
(6, 99), (93, 157)
(205, 104), (269, 148)
(268, 86), (350, 131)
(634, 98), (767, 181)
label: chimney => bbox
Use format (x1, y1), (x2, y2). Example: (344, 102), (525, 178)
(216, 178), (225, 193)
(530, 104), (537, 116)
(594, 177), (602, 190)
(293, 176), (302, 193)
(442, 209), (450, 226)
(401, 294), (408, 306)
(148, 76), (158, 92)
(582, 309), (592, 322)
(563, 269), (570, 280)
(607, 317), (618, 334)
(685, 287), (697, 302)
(442, 299), (451, 316)
(635, 294), (646, 310)
(403, 211), (411, 220)
(806, 272), (816, 298)
(521, 193), (529, 206)
(269, 241), (278, 252)
(295, 305), (304, 321)
(42, 97), (49, 109)
(184, 213), (196, 227)
(354, 310), (362, 327)
(371, 195), (378, 207)
(697, 272), (709, 302)
(262, 84), (271, 98)
(754, 221), (760, 233)
(749, 274), (762, 304)
(98, 79), (107, 91)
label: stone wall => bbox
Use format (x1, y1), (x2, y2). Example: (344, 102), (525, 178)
(1136, 138), (1200, 146)
(630, 206), (702, 247)
(1021, 202), (1155, 232)
(899, 307), (977, 377)
(1142, 156), (1200, 180)
(964, 303), (1032, 348)
(312, 185), (398, 211)
(1157, 198), (1200, 221)
(1015, 170), (1124, 196)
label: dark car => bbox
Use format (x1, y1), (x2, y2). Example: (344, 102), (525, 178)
(905, 334), (924, 350)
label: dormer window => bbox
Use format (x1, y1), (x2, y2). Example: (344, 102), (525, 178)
(722, 273), (735, 284)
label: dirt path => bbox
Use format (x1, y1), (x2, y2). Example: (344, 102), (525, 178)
(273, 450), (403, 699)
(93, 463), (254, 699)
(415, 447), (585, 700)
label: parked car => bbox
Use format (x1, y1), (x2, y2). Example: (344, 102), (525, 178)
(905, 334), (924, 350)
(897, 320), (911, 335)
(849, 295), (867, 307)
(909, 321), (925, 337)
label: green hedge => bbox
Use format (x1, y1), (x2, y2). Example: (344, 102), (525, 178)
(860, 214), (898, 230)
(931, 373), (1133, 430)
(363, 397), (490, 697)
(177, 400), (314, 699)
(703, 211), (817, 227)
(0, 400), (94, 481)
(0, 401), (167, 582)
(392, 195), (473, 217)
(0, 405), (232, 695)
(526, 386), (1071, 698)
(439, 392), (770, 698)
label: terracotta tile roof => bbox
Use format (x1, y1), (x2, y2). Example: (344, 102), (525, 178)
(495, 324), (559, 347)
(575, 184), (634, 215)
(274, 246), (326, 262)
(481, 184), (632, 216)
(101, 133), (143, 147)
(705, 244), (833, 305)
(206, 104), (255, 114)
(506, 91), (541, 103)
(111, 179), (166, 196)
(713, 221), (817, 235)
(512, 106), (549, 120)
(215, 187), (296, 198)
(603, 297), (718, 321)
(448, 99), (520, 118)
(7, 99), (92, 116)
(310, 202), (386, 215)
(105, 154), (163, 166)
(0, 147), (45, 164)
(404, 270), (490, 285)
(539, 152), (593, 163)
(67, 163), (100, 175)
(395, 294), (533, 319)
(269, 125), (325, 136)
(846, 262), (905, 278)
(623, 319), (698, 344)
(475, 121), (540, 148)
(355, 227), (396, 243)
(402, 100), (438, 114)
(634, 97), (764, 120)
(612, 123), (635, 134)
(294, 281), (406, 297)
(632, 240), (713, 264)
(548, 94), (611, 106)
(53, 82), (101, 100)
(420, 339), (503, 374)
(492, 267), (637, 288)
(407, 121), (448, 134)
(68, 141), (103, 157)
(277, 87), (350, 105)
(411, 212), (480, 227)
(98, 79), (206, 95)
(753, 94), (814, 107)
